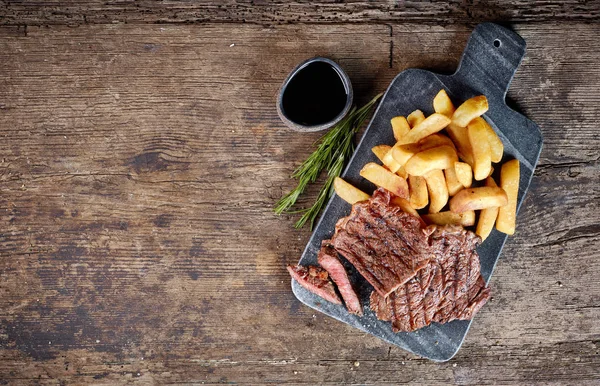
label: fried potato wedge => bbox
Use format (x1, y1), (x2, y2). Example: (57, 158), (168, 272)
(391, 133), (454, 166)
(373, 144), (403, 174)
(404, 145), (458, 176)
(334, 177), (370, 204)
(424, 169), (448, 214)
(391, 142), (423, 166)
(433, 89), (455, 118)
(424, 133), (456, 150)
(496, 159), (520, 235)
(408, 175), (428, 210)
(390, 197), (425, 225)
(476, 177), (499, 241)
(454, 161), (473, 188)
(371, 144), (391, 163)
(445, 123), (474, 165)
(444, 166), (464, 196)
(381, 149), (403, 173)
(398, 113), (451, 145)
(451, 95), (489, 127)
(391, 116), (410, 141)
(407, 109), (426, 128)
(449, 186), (508, 213)
(477, 206), (499, 241)
(360, 163), (409, 199)
(423, 210), (475, 227)
(468, 119), (492, 181)
(470, 117), (504, 163)
(396, 166), (408, 179)
(486, 175), (498, 188)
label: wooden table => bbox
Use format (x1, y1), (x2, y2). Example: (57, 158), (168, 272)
(1, 2), (599, 384)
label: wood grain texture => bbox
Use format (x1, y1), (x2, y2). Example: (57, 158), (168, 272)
(1, 1), (600, 26)
(0, 21), (599, 384)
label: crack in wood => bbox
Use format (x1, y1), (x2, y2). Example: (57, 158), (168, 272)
(388, 24), (394, 69)
(534, 223), (600, 248)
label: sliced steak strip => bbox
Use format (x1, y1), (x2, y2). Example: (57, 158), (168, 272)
(317, 241), (363, 316)
(370, 225), (490, 332)
(332, 188), (433, 297)
(287, 265), (342, 305)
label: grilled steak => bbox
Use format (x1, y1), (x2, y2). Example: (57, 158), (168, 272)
(332, 188), (433, 297)
(317, 241), (362, 315)
(289, 187), (490, 331)
(427, 225), (490, 323)
(287, 265), (342, 305)
(370, 225), (490, 332)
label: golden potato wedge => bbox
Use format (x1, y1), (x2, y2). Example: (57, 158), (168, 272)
(404, 145), (458, 176)
(359, 162), (409, 199)
(433, 89), (455, 118)
(423, 210), (476, 227)
(398, 113), (451, 145)
(454, 161), (473, 188)
(423, 133), (456, 150)
(476, 177), (500, 241)
(391, 142), (423, 166)
(407, 109), (426, 128)
(496, 159), (520, 235)
(391, 116), (410, 141)
(470, 117), (503, 163)
(371, 144), (391, 163)
(424, 169), (448, 214)
(445, 123), (474, 165)
(451, 95), (489, 127)
(460, 210), (476, 226)
(390, 197), (425, 225)
(408, 175), (428, 210)
(334, 177), (370, 204)
(391, 133), (454, 166)
(396, 166), (408, 179)
(486, 175), (498, 188)
(444, 166), (464, 196)
(477, 206), (499, 241)
(467, 119), (492, 180)
(449, 186), (508, 213)
(381, 149), (403, 173)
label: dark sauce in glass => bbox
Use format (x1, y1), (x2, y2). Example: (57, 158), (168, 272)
(281, 61), (348, 126)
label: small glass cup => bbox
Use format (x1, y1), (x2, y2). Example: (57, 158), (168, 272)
(276, 57), (353, 132)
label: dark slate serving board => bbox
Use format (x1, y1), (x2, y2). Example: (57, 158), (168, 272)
(291, 23), (543, 361)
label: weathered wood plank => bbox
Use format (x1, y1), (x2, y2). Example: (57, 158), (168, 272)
(0, 22), (599, 384)
(1, 1), (599, 26)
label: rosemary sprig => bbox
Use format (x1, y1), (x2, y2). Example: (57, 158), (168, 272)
(273, 107), (356, 216)
(275, 93), (383, 229)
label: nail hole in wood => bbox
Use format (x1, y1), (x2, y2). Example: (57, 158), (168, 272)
(493, 39), (501, 48)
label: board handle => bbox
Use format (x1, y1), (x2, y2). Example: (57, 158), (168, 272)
(454, 23), (526, 99)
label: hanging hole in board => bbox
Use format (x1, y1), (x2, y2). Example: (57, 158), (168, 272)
(493, 39), (501, 48)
